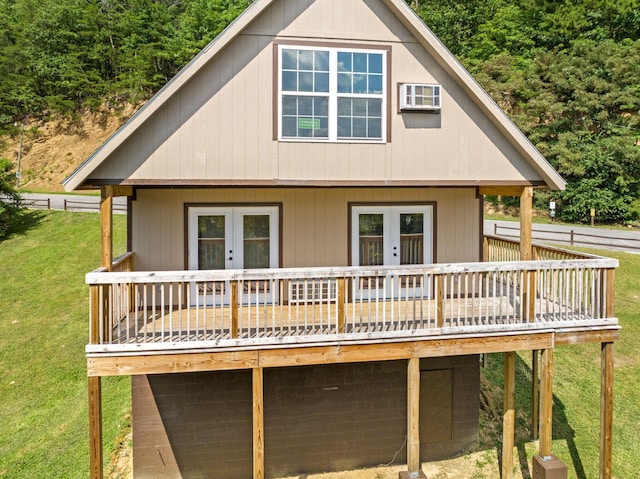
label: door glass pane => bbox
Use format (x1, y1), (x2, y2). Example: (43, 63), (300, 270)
(400, 213), (424, 265)
(359, 213), (384, 266)
(198, 215), (225, 270)
(243, 215), (270, 269)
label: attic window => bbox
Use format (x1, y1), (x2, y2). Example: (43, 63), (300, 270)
(278, 45), (388, 142)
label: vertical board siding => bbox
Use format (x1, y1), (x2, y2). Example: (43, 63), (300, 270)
(88, 0), (545, 186)
(131, 187), (479, 272)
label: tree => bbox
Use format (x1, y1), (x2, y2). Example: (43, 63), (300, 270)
(0, 158), (23, 239)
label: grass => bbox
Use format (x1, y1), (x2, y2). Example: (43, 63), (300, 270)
(479, 247), (640, 479)
(0, 211), (638, 478)
(0, 210), (129, 478)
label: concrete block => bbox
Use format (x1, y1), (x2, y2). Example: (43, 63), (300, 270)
(398, 471), (428, 479)
(532, 454), (568, 479)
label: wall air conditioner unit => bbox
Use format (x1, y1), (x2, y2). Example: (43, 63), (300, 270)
(399, 84), (441, 111)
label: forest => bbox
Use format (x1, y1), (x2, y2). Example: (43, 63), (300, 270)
(0, 0), (639, 223)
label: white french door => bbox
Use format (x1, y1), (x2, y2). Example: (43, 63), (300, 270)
(188, 206), (279, 305)
(351, 205), (433, 298)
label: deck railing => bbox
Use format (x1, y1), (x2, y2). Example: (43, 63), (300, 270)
(86, 247), (618, 353)
(484, 234), (599, 262)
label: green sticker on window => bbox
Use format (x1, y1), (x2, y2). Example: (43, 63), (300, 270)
(298, 118), (320, 129)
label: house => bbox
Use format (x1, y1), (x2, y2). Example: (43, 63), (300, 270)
(64, 1), (619, 478)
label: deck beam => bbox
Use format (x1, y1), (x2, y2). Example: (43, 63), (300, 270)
(87, 332), (554, 376)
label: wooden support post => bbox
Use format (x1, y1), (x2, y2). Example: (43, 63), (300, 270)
(539, 348), (554, 458)
(231, 281), (239, 339)
(337, 278), (346, 333)
(407, 357), (420, 475)
(483, 236), (489, 262)
(520, 186), (533, 261)
(88, 376), (103, 479)
(253, 367), (264, 479)
(100, 186), (114, 270)
(605, 269), (615, 318)
(531, 350), (540, 441)
(600, 342), (614, 479)
(502, 351), (516, 479)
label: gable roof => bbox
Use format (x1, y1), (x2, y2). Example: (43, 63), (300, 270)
(63, 0), (565, 191)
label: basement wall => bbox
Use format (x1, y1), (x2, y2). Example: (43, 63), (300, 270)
(132, 356), (479, 478)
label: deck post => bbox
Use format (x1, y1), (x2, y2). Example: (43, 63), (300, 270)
(100, 186), (114, 270)
(400, 357), (426, 479)
(531, 350), (540, 441)
(89, 285), (104, 479)
(519, 186), (541, 442)
(253, 367), (264, 479)
(600, 342), (614, 479)
(502, 351), (516, 479)
(519, 186), (533, 260)
(88, 376), (103, 479)
(538, 348), (553, 457)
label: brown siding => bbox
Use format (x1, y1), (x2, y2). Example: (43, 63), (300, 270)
(132, 356), (479, 478)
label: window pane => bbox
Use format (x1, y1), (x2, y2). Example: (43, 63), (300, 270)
(354, 99), (368, 116)
(337, 52), (351, 72)
(298, 50), (313, 70)
(298, 72), (314, 92)
(338, 73), (352, 93)
(317, 117), (329, 138)
(369, 53), (383, 73)
(282, 117), (297, 137)
(368, 99), (382, 117)
(400, 213), (424, 265)
(368, 74), (383, 94)
(353, 118), (366, 137)
(315, 72), (329, 92)
(282, 49), (297, 70)
(282, 71), (297, 91)
(353, 53), (367, 72)
(353, 74), (367, 94)
(359, 214), (384, 266)
(315, 50), (329, 71)
(338, 117), (351, 137)
(282, 96), (297, 115)
(198, 215), (225, 270)
(298, 97), (313, 115)
(368, 118), (381, 138)
(244, 215), (270, 269)
(337, 98), (351, 116)
(314, 96), (329, 116)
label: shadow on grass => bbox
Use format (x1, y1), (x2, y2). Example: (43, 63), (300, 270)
(1, 209), (46, 241)
(481, 352), (587, 479)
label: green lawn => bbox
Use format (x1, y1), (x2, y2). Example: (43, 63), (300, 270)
(480, 248), (640, 479)
(0, 211), (129, 478)
(0, 211), (637, 478)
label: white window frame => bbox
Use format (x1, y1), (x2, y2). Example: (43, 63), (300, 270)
(399, 83), (441, 111)
(278, 45), (387, 143)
